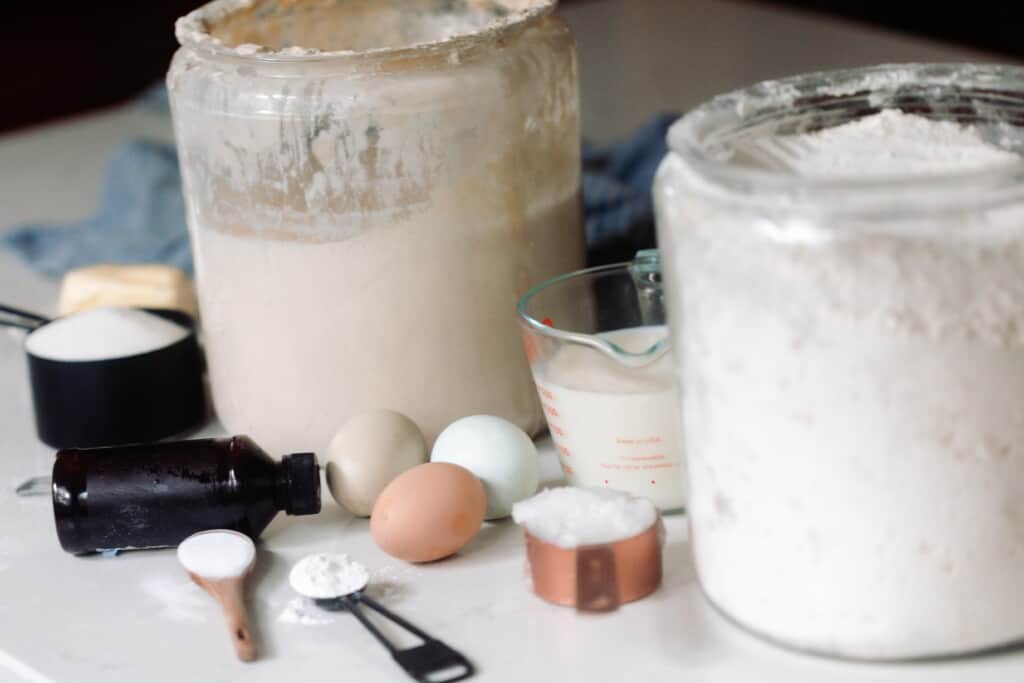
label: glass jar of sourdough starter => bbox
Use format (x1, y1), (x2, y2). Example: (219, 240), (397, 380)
(655, 63), (1024, 660)
(167, 0), (583, 454)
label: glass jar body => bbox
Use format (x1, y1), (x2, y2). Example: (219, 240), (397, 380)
(167, 5), (584, 453)
(655, 64), (1024, 660)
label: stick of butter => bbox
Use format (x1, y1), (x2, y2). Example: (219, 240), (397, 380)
(58, 264), (199, 318)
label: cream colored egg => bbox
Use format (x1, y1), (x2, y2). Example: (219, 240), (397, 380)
(325, 410), (428, 516)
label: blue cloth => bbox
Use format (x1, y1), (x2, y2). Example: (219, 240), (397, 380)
(2, 110), (675, 276)
(582, 113), (676, 251)
(1, 140), (192, 276)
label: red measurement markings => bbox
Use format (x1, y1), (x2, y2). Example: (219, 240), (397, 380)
(616, 436), (663, 445)
(621, 454), (666, 462)
(543, 403), (559, 418)
(562, 463), (574, 475)
(539, 387), (555, 401)
(557, 444), (571, 458)
(542, 317), (554, 327)
(551, 424), (565, 437)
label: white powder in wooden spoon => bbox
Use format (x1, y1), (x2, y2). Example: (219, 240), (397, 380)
(177, 530), (255, 580)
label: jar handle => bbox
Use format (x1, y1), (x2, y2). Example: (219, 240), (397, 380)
(629, 249), (665, 328)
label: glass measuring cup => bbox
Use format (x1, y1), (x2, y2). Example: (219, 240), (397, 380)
(517, 250), (685, 511)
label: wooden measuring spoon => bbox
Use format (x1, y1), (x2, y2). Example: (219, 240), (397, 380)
(177, 530), (258, 662)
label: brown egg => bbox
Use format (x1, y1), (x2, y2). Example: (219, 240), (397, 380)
(370, 462), (486, 563)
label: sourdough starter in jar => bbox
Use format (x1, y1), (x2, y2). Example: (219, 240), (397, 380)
(169, 0), (583, 453)
(656, 65), (1024, 660)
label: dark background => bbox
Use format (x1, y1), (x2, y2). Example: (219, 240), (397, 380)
(0, 2), (198, 133)
(0, 0), (1018, 135)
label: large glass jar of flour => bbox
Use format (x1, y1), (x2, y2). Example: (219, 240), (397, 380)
(655, 64), (1024, 660)
(167, 0), (583, 454)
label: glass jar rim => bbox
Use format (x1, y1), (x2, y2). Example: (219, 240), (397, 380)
(666, 63), (1024, 216)
(175, 0), (555, 65)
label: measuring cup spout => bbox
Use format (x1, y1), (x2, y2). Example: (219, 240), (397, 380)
(517, 249), (670, 368)
(557, 329), (670, 368)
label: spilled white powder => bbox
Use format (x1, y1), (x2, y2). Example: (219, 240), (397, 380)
(278, 597), (337, 626)
(365, 564), (414, 602)
(177, 530), (255, 579)
(140, 576), (209, 622)
(289, 553), (369, 599)
(25, 307), (188, 362)
(512, 487), (657, 548)
(658, 109), (1024, 658)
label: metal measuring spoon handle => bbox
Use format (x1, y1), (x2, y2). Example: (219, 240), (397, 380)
(0, 303), (50, 331)
(316, 593), (474, 683)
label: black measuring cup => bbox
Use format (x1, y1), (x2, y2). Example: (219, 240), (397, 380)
(1, 303), (206, 449)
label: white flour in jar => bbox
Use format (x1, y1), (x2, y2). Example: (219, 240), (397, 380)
(668, 110), (1024, 658)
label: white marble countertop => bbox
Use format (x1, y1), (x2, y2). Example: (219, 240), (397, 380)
(1, 1), (1021, 681)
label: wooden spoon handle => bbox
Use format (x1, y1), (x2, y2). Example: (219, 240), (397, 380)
(202, 577), (257, 662)
(215, 581), (254, 663)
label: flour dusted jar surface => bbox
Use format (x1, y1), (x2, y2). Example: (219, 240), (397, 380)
(654, 64), (1024, 660)
(167, 0), (583, 454)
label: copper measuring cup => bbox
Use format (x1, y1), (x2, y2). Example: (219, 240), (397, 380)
(523, 519), (663, 611)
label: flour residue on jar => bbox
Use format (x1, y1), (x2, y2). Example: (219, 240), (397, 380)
(176, 0), (554, 57)
(169, 0), (576, 245)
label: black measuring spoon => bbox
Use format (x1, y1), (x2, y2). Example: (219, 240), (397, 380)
(293, 555), (474, 683)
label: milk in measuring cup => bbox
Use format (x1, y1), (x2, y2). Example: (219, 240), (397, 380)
(534, 325), (685, 510)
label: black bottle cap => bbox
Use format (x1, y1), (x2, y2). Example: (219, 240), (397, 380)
(281, 452), (321, 516)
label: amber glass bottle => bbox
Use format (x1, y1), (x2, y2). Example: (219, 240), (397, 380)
(52, 435), (320, 554)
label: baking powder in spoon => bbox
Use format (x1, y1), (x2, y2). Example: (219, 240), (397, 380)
(289, 553), (369, 599)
